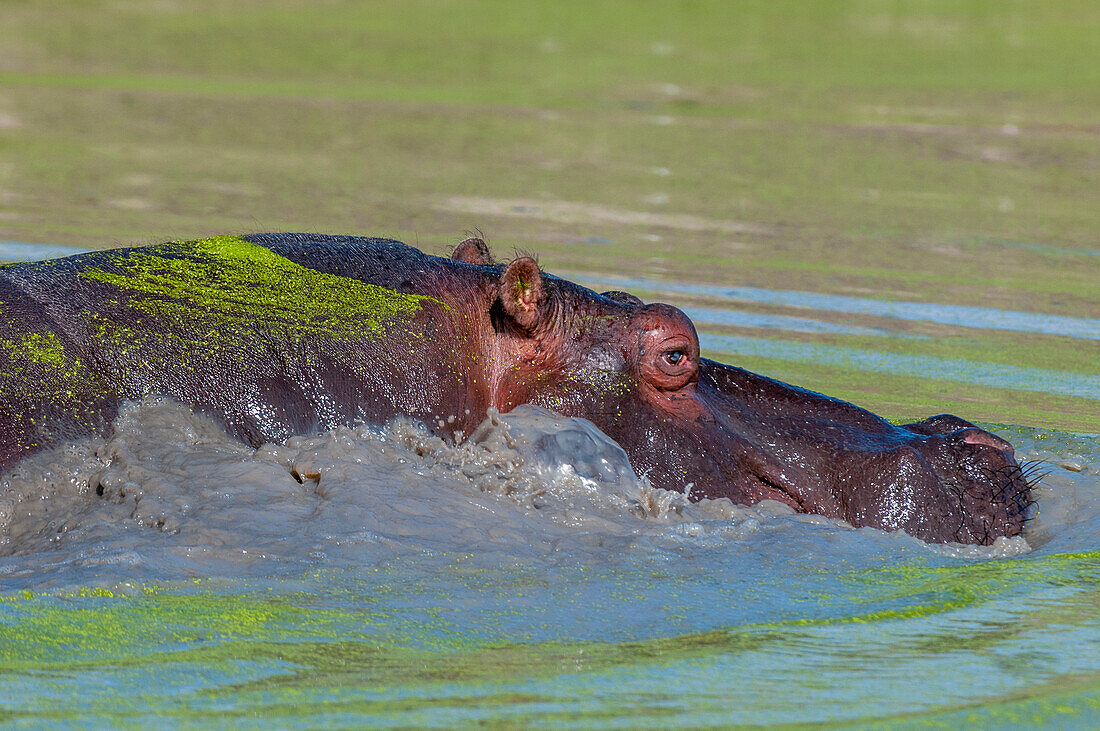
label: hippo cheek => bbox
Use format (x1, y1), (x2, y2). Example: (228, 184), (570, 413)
(593, 404), (798, 511)
(665, 421), (807, 512)
(838, 446), (954, 542)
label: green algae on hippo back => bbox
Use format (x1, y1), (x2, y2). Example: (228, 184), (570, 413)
(0, 233), (1035, 545)
(78, 235), (441, 353)
(1, 330), (82, 383)
(0, 234), (464, 467)
(0, 288), (108, 460)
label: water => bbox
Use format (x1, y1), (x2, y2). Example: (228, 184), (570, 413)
(0, 242), (93, 263)
(1, 394), (1097, 725)
(575, 274), (1100, 341)
(699, 335), (1100, 399)
(1, 1), (1097, 721)
(0, 241), (1098, 725)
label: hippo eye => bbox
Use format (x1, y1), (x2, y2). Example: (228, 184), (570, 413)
(644, 339), (696, 390)
(633, 304), (700, 391)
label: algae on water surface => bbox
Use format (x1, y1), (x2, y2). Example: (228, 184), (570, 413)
(3, 545), (1100, 725)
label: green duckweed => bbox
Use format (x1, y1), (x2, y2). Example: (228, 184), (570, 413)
(79, 235), (441, 354)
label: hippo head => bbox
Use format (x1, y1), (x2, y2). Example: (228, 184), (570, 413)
(475, 249), (1033, 545)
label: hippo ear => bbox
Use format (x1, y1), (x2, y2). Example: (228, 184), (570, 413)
(451, 237), (493, 265)
(500, 256), (547, 332)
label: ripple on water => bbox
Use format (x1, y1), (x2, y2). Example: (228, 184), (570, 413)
(576, 274), (1100, 340)
(0, 241), (93, 262)
(701, 333), (1100, 400)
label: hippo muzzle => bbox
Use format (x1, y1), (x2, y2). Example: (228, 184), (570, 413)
(680, 362), (1034, 544)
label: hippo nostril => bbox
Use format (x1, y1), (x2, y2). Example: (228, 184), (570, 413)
(956, 428), (1014, 456)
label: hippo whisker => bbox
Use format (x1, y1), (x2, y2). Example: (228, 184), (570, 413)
(940, 460), (1032, 545)
(1018, 460), (1050, 487)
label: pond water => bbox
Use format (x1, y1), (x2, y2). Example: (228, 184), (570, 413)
(1, 1), (1098, 725)
(0, 243), (1097, 727)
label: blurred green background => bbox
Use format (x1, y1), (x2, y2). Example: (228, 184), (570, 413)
(1, 0), (1096, 429)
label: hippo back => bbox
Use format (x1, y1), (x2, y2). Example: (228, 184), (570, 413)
(0, 234), (485, 469)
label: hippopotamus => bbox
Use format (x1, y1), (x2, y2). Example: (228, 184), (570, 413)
(0, 233), (1032, 544)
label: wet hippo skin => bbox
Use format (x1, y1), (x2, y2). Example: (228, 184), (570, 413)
(0, 233), (1033, 544)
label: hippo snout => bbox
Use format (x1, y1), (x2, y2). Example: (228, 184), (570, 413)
(955, 427), (1015, 456)
(838, 431), (1031, 545)
(919, 428), (1032, 544)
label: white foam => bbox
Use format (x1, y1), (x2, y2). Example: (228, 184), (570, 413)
(2, 399), (1091, 591)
